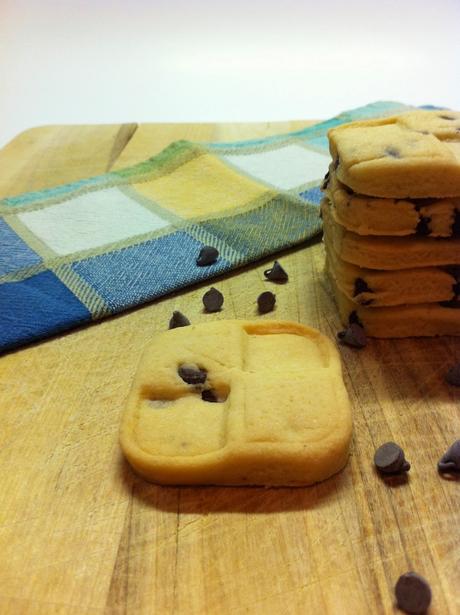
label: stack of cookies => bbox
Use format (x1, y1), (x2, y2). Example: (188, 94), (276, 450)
(321, 110), (460, 337)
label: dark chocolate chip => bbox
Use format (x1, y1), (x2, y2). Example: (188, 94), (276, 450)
(348, 310), (364, 328)
(264, 261), (289, 283)
(202, 287), (224, 312)
(201, 389), (219, 402)
(321, 170), (330, 190)
(445, 265), (460, 281)
(445, 363), (460, 386)
(337, 323), (367, 349)
(385, 147), (401, 158)
(415, 216), (431, 236)
(374, 442), (410, 474)
(196, 246), (219, 266)
(439, 298), (460, 308)
(395, 572), (432, 614)
(178, 365), (207, 385)
(411, 197), (438, 209)
(451, 210), (460, 237)
(257, 291), (276, 314)
(438, 440), (460, 473)
(353, 277), (372, 297)
(169, 311), (190, 329)
(440, 114), (455, 120)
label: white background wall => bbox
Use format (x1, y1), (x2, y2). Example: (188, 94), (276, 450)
(1, 0), (459, 148)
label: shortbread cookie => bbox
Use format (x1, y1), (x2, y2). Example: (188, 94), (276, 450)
(324, 236), (458, 307)
(328, 110), (460, 198)
(325, 167), (460, 237)
(120, 320), (352, 486)
(321, 198), (460, 270)
(328, 273), (460, 338)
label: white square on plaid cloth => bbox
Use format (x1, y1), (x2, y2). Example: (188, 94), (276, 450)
(17, 187), (169, 256)
(221, 144), (329, 190)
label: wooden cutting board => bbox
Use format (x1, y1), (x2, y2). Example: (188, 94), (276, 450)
(0, 121), (458, 615)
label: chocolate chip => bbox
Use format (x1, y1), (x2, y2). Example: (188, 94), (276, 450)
(168, 311), (190, 329)
(353, 277), (372, 297)
(201, 389), (219, 402)
(395, 572), (432, 614)
(196, 246), (219, 266)
(385, 147), (401, 158)
(451, 210), (460, 237)
(445, 363), (460, 386)
(374, 442), (410, 474)
(445, 267), (460, 297)
(264, 261), (289, 283)
(439, 298), (460, 308)
(321, 170), (330, 190)
(415, 216), (431, 236)
(411, 197), (438, 209)
(445, 265), (460, 281)
(337, 323), (367, 348)
(178, 365), (207, 385)
(438, 440), (460, 473)
(257, 291), (276, 314)
(348, 310), (364, 328)
(202, 287), (224, 312)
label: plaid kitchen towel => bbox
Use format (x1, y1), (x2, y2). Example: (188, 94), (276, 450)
(0, 101), (419, 352)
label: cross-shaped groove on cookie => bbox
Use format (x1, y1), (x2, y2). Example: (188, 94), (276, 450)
(134, 321), (336, 458)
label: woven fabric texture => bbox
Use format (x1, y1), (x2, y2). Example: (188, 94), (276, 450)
(0, 101), (416, 352)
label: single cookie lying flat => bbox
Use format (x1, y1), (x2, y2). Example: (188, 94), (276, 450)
(328, 110), (460, 198)
(321, 198), (460, 270)
(120, 320), (352, 486)
(325, 166), (460, 237)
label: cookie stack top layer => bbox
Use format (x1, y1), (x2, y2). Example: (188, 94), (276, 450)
(328, 110), (460, 198)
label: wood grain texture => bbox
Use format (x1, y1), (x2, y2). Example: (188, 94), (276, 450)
(0, 121), (459, 615)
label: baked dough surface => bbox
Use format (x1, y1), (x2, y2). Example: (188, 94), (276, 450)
(329, 272), (460, 338)
(120, 320), (352, 486)
(324, 235), (457, 307)
(328, 110), (460, 198)
(325, 167), (459, 237)
(321, 198), (460, 270)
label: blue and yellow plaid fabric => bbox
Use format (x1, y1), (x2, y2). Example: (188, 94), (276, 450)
(0, 101), (417, 352)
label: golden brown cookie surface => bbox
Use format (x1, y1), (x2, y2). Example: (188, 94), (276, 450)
(325, 166), (460, 237)
(120, 320), (352, 486)
(328, 110), (460, 198)
(321, 198), (460, 270)
(329, 272), (460, 338)
(324, 234), (458, 307)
